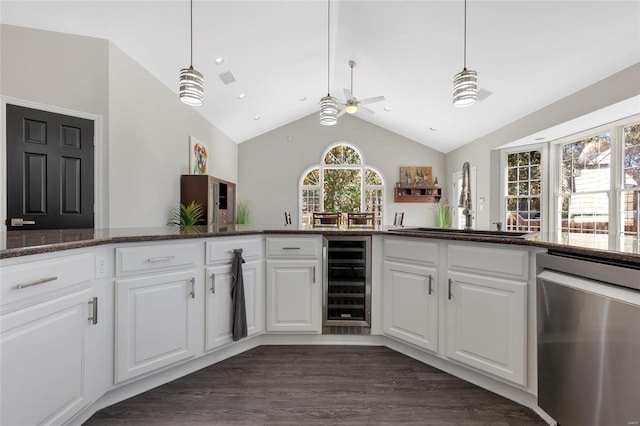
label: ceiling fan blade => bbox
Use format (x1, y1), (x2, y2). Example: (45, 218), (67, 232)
(358, 95), (385, 105)
(337, 108), (347, 117)
(343, 88), (354, 101)
(359, 105), (375, 115)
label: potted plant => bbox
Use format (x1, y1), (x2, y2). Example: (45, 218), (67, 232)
(434, 201), (452, 228)
(236, 201), (250, 225)
(168, 201), (204, 227)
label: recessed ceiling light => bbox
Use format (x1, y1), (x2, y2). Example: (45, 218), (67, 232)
(215, 57), (226, 65)
(300, 96), (307, 101)
(384, 107), (391, 112)
(253, 115), (261, 120)
(238, 94), (246, 100)
(535, 136), (546, 141)
(429, 127), (437, 131)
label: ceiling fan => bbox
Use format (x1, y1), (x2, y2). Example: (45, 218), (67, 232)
(337, 60), (385, 117)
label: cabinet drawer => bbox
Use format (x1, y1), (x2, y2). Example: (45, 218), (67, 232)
(115, 242), (197, 276)
(266, 237), (320, 258)
(1, 253), (93, 309)
(448, 244), (528, 280)
(206, 237), (263, 265)
(384, 238), (439, 265)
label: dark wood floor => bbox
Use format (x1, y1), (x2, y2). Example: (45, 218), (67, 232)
(84, 345), (547, 426)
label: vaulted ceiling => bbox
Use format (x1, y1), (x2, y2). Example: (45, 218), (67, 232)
(2, 1), (639, 153)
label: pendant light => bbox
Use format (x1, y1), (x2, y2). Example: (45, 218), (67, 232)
(179, 0), (204, 106)
(453, 0), (478, 107)
(319, 0), (338, 126)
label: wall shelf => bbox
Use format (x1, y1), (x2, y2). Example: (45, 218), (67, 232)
(394, 184), (441, 203)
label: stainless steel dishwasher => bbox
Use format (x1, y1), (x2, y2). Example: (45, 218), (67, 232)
(537, 252), (640, 426)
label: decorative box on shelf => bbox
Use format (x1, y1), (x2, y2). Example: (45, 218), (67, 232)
(394, 184), (441, 203)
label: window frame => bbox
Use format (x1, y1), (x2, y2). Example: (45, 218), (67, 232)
(298, 142), (385, 226)
(500, 143), (548, 233)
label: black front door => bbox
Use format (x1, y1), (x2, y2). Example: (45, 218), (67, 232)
(6, 104), (94, 230)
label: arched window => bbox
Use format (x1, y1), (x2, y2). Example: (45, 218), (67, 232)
(299, 143), (385, 225)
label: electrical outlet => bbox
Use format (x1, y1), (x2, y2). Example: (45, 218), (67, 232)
(95, 257), (106, 278)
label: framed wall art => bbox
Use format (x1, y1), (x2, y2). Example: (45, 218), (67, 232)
(399, 166), (432, 186)
(188, 135), (210, 175)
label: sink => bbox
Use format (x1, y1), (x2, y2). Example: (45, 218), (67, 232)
(388, 227), (532, 238)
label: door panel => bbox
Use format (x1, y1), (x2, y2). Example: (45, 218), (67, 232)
(6, 104), (94, 230)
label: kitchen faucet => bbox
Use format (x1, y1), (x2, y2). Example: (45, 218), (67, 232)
(458, 161), (473, 230)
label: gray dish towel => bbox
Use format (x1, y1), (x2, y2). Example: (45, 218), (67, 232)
(231, 248), (248, 341)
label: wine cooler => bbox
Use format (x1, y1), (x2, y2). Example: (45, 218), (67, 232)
(322, 236), (371, 334)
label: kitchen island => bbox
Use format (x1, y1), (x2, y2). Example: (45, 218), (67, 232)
(1, 226), (638, 426)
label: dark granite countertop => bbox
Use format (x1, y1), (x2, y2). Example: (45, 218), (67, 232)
(1, 225), (638, 266)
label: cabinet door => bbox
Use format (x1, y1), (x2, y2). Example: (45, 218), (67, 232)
(205, 260), (264, 351)
(1, 287), (93, 426)
(445, 271), (527, 385)
(115, 270), (199, 382)
(383, 261), (438, 352)
(266, 260), (321, 332)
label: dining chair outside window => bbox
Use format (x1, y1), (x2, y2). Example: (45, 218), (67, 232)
(312, 212), (341, 226)
(347, 212), (375, 227)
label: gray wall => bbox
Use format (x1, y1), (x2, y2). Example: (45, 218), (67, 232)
(238, 113), (446, 227)
(1, 24), (238, 228)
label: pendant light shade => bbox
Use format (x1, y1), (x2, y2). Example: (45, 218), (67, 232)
(453, 0), (477, 107)
(180, 66), (204, 106)
(319, 0), (337, 126)
(179, 0), (204, 106)
(320, 94), (338, 125)
(453, 68), (477, 107)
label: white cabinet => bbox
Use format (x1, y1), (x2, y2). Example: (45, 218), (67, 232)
(114, 242), (201, 383)
(204, 237), (264, 351)
(0, 252), (99, 426)
(265, 236), (322, 333)
(383, 262), (438, 352)
(205, 259), (263, 351)
(445, 244), (528, 386)
(383, 238), (439, 352)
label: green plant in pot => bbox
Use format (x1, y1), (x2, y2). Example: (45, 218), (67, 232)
(434, 201), (452, 228)
(168, 201), (204, 227)
(236, 201), (250, 225)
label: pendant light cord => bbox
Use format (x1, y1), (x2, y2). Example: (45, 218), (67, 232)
(463, 0), (467, 69)
(327, 0), (331, 95)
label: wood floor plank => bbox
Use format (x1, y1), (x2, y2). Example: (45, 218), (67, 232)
(84, 345), (546, 426)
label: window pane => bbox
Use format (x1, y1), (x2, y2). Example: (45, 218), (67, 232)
(301, 189), (321, 226)
(508, 167), (517, 182)
(505, 148), (543, 232)
(560, 192), (609, 234)
(303, 169), (320, 186)
(324, 145), (362, 165)
(506, 196), (541, 232)
(365, 168), (382, 185)
(365, 189), (383, 225)
(561, 133), (611, 193)
(622, 190), (639, 236)
(624, 124), (640, 189)
(323, 169), (361, 212)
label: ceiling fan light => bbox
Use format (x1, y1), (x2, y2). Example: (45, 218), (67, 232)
(453, 68), (477, 107)
(345, 103), (358, 114)
(320, 94), (338, 126)
(179, 66), (204, 106)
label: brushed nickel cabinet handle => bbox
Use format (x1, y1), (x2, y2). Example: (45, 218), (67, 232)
(88, 297), (98, 325)
(190, 277), (196, 299)
(147, 256), (175, 262)
(210, 274), (216, 294)
(16, 276), (58, 289)
(428, 275), (433, 295)
(282, 247), (301, 250)
(448, 278), (453, 300)
(312, 266), (316, 283)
